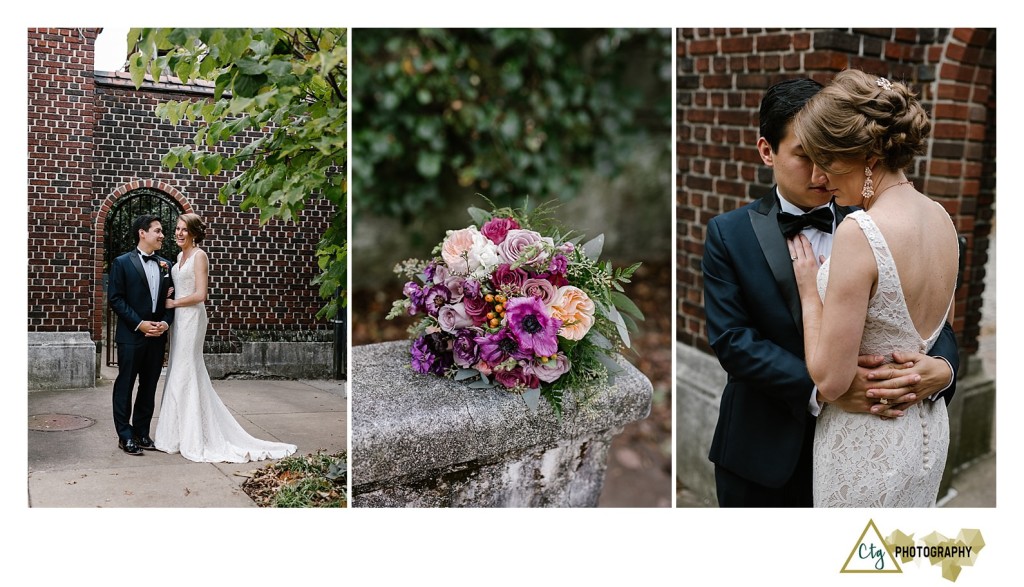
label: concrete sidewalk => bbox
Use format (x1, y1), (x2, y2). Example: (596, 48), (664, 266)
(28, 368), (347, 508)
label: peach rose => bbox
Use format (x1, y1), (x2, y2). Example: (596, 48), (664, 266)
(548, 285), (595, 340)
(441, 227), (479, 273)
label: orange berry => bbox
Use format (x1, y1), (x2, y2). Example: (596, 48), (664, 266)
(496, 294), (507, 303)
(486, 312), (496, 320)
(494, 304), (504, 313)
(489, 318), (500, 328)
(485, 294), (495, 303)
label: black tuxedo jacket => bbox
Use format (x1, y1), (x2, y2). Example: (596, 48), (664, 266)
(703, 189), (959, 489)
(108, 251), (175, 345)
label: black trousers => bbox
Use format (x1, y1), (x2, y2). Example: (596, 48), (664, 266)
(112, 336), (166, 442)
(714, 417), (816, 508)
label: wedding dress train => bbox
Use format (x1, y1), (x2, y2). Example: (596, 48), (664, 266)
(813, 211), (951, 507)
(155, 252), (297, 463)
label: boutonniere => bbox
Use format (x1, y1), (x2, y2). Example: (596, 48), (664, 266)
(158, 260), (170, 277)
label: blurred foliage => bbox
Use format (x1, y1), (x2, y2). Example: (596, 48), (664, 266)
(353, 28), (671, 221)
(127, 28), (347, 318)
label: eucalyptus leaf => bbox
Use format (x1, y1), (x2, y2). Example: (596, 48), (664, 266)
(587, 329), (614, 350)
(607, 304), (630, 349)
(596, 352), (624, 382)
(454, 368), (480, 382)
(581, 234), (605, 261)
(521, 387), (541, 413)
(469, 380), (495, 389)
(466, 206), (492, 227)
(610, 291), (645, 321)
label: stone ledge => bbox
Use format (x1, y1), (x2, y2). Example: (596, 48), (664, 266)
(351, 340), (652, 506)
(28, 331), (97, 390)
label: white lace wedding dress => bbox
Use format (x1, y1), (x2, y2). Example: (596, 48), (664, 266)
(155, 251), (297, 463)
(813, 211), (951, 507)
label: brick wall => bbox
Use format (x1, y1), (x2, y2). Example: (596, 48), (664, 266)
(676, 28), (996, 365)
(28, 28), (98, 333)
(28, 28), (333, 349)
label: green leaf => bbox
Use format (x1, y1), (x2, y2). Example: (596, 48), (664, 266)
(582, 234), (604, 261)
(607, 305), (630, 349)
(521, 387), (541, 413)
(454, 369), (479, 381)
(586, 330), (614, 350)
(466, 206), (492, 226)
(610, 291), (645, 321)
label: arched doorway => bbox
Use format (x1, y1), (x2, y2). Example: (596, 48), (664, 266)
(104, 188), (186, 366)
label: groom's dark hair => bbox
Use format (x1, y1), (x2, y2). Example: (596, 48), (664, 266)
(759, 78), (824, 152)
(132, 214), (162, 244)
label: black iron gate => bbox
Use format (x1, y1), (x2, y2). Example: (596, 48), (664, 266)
(104, 189), (185, 366)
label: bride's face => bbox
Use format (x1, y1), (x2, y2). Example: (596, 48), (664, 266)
(175, 220), (191, 247)
(811, 159), (866, 207)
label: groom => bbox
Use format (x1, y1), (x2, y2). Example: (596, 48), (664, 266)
(703, 78), (960, 507)
(108, 214), (175, 455)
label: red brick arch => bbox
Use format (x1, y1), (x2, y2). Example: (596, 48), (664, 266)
(90, 180), (194, 342)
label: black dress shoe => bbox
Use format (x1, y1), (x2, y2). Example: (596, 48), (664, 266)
(134, 436), (157, 451)
(118, 438), (143, 456)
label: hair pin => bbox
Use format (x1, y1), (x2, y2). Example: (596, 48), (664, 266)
(876, 77), (893, 91)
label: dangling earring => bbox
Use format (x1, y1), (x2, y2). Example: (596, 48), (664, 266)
(861, 166), (874, 199)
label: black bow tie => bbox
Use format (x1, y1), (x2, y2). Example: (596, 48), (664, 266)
(139, 251), (157, 263)
(777, 207), (834, 238)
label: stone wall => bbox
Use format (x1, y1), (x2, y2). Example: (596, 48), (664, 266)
(351, 341), (652, 507)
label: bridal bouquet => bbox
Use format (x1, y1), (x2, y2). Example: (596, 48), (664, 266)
(388, 201), (644, 414)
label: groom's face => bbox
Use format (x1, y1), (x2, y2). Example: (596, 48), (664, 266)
(137, 220), (164, 254)
(758, 124), (833, 211)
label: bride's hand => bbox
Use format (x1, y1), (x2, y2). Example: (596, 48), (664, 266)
(786, 234), (821, 296)
(165, 298), (176, 309)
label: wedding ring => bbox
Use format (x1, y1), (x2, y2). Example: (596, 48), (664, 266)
(879, 398), (889, 405)
(791, 256), (798, 261)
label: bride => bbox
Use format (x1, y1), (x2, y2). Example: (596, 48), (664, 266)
(787, 70), (959, 507)
(155, 213), (297, 463)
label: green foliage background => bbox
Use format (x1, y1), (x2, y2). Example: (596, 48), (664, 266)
(352, 28), (671, 222)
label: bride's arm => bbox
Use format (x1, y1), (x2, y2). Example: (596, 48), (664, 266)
(788, 222), (875, 401)
(165, 251), (209, 308)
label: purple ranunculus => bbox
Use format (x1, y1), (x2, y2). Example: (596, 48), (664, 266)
(521, 278), (557, 306)
(437, 303), (474, 334)
(523, 352), (571, 383)
(476, 328), (530, 365)
(480, 216), (521, 245)
(410, 332), (453, 376)
(503, 296), (561, 357)
(452, 328), (482, 368)
(491, 263), (528, 293)
(462, 294), (491, 326)
(493, 365), (540, 390)
(422, 284), (452, 317)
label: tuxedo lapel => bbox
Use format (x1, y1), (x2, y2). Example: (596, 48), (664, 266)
(748, 191), (803, 331)
(129, 251), (147, 285)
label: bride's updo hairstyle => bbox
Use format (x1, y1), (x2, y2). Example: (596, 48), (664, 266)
(178, 213), (206, 245)
(794, 69), (931, 173)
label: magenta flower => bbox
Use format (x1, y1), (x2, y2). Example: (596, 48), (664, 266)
(493, 365), (540, 390)
(492, 263), (528, 293)
(476, 328), (530, 364)
(481, 216), (521, 245)
(503, 296), (561, 357)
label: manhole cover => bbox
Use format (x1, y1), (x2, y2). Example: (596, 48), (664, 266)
(29, 414), (95, 432)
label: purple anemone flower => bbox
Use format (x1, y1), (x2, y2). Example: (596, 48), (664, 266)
(476, 328), (531, 365)
(503, 296), (561, 357)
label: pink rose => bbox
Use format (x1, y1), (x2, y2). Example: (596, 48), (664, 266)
(522, 278), (557, 306)
(523, 352), (571, 383)
(548, 285), (595, 341)
(497, 229), (553, 267)
(437, 303), (474, 334)
(480, 217), (521, 244)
